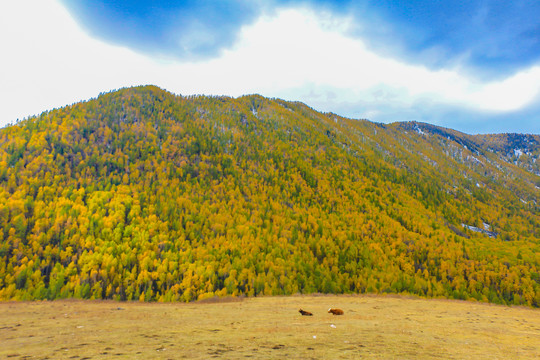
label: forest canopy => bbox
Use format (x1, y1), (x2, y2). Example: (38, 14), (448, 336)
(0, 86), (539, 306)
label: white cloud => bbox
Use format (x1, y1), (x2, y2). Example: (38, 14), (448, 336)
(1, 1), (540, 129)
(0, 0), (156, 125)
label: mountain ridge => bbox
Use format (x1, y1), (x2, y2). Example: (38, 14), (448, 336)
(0, 85), (538, 305)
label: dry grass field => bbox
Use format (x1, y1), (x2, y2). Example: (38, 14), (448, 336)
(1, 294), (539, 359)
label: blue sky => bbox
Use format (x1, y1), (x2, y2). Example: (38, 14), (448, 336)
(2, 0), (540, 134)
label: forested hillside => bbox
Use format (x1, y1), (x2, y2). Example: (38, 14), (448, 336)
(1, 86), (539, 305)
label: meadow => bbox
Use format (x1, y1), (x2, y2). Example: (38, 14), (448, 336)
(1, 294), (539, 359)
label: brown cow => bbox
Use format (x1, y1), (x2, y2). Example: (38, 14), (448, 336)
(299, 309), (313, 316)
(328, 308), (344, 315)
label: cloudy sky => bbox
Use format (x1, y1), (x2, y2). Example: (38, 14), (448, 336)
(2, 0), (540, 134)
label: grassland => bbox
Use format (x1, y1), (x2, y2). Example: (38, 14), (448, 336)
(1, 295), (539, 359)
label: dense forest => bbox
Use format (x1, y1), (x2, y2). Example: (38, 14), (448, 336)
(0, 86), (539, 306)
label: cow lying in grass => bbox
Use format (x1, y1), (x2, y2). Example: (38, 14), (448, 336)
(328, 308), (344, 315)
(299, 309), (313, 316)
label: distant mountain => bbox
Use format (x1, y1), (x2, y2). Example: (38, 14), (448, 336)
(0, 86), (538, 305)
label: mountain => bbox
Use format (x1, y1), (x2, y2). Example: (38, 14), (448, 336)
(0, 86), (539, 305)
